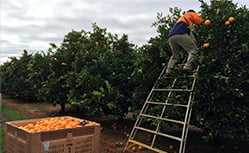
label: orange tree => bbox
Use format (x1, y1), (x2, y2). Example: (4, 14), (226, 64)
(26, 52), (52, 99)
(0, 50), (34, 98)
(193, 0), (249, 142)
(142, 0), (249, 143)
(38, 24), (137, 118)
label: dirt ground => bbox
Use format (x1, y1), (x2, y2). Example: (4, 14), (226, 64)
(1, 94), (248, 153)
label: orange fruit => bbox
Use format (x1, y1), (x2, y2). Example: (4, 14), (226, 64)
(228, 17), (235, 22)
(203, 43), (210, 48)
(19, 117), (86, 133)
(204, 19), (211, 25)
(169, 145), (174, 149)
(225, 20), (230, 25)
(95, 42), (99, 47)
(131, 147), (137, 152)
(138, 146), (144, 150)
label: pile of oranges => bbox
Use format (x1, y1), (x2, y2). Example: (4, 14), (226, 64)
(19, 117), (96, 133)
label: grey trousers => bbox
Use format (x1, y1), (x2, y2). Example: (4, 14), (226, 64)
(166, 33), (198, 74)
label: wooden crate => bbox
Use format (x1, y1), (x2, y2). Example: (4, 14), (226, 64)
(5, 116), (100, 153)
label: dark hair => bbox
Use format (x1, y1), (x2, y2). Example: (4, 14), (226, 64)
(187, 9), (195, 12)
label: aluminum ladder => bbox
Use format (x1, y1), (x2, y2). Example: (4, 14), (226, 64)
(123, 65), (199, 153)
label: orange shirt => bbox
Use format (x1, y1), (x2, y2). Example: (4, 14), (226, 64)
(177, 12), (203, 25)
(168, 12), (203, 37)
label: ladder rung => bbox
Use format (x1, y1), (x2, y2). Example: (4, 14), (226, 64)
(134, 126), (182, 141)
(153, 89), (192, 92)
(163, 74), (195, 78)
(146, 101), (188, 107)
(128, 139), (167, 153)
(140, 113), (185, 125)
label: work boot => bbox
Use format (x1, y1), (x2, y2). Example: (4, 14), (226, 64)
(182, 68), (193, 75)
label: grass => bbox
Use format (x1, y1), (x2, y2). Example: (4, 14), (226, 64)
(0, 104), (26, 153)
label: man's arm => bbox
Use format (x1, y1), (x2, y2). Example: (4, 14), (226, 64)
(191, 12), (203, 24)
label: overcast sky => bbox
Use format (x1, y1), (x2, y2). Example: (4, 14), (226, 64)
(0, 0), (248, 64)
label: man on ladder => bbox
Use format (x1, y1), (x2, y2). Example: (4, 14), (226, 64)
(123, 9), (203, 153)
(165, 9), (203, 77)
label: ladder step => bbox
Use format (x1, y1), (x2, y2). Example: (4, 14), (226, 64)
(146, 101), (188, 107)
(163, 75), (195, 79)
(140, 113), (185, 125)
(134, 126), (182, 141)
(128, 139), (167, 153)
(153, 89), (192, 92)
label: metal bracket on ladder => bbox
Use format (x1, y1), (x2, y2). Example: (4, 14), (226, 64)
(123, 65), (199, 153)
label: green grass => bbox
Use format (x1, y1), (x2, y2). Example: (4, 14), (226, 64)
(0, 123), (4, 153)
(0, 104), (26, 153)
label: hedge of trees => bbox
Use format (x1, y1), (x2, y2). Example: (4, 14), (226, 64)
(1, 0), (248, 142)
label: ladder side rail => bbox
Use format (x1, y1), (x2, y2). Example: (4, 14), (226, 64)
(182, 104), (193, 153)
(132, 66), (167, 134)
(179, 66), (199, 153)
(124, 84), (155, 151)
(135, 66), (168, 132)
(123, 66), (167, 152)
(182, 66), (199, 153)
(141, 65), (168, 115)
(151, 77), (178, 148)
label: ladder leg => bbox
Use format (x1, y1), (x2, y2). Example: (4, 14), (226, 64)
(123, 66), (168, 152)
(180, 66), (199, 153)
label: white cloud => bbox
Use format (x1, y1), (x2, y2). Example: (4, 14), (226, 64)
(0, 0), (248, 64)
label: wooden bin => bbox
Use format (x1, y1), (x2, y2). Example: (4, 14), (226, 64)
(5, 116), (100, 153)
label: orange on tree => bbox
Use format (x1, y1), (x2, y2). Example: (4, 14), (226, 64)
(225, 20), (230, 25)
(203, 43), (210, 48)
(228, 16), (235, 22)
(204, 19), (211, 25)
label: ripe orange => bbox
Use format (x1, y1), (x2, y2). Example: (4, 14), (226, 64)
(228, 17), (235, 22)
(19, 117), (96, 133)
(138, 146), (144, 150)
(204, 19), (211, 25)
(131, 147), (137, 152)
(225, 20), (230, 25)
(169, 145), (174, 149)
(95, 42), (99, 47)
(203, 43), (210, 48)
